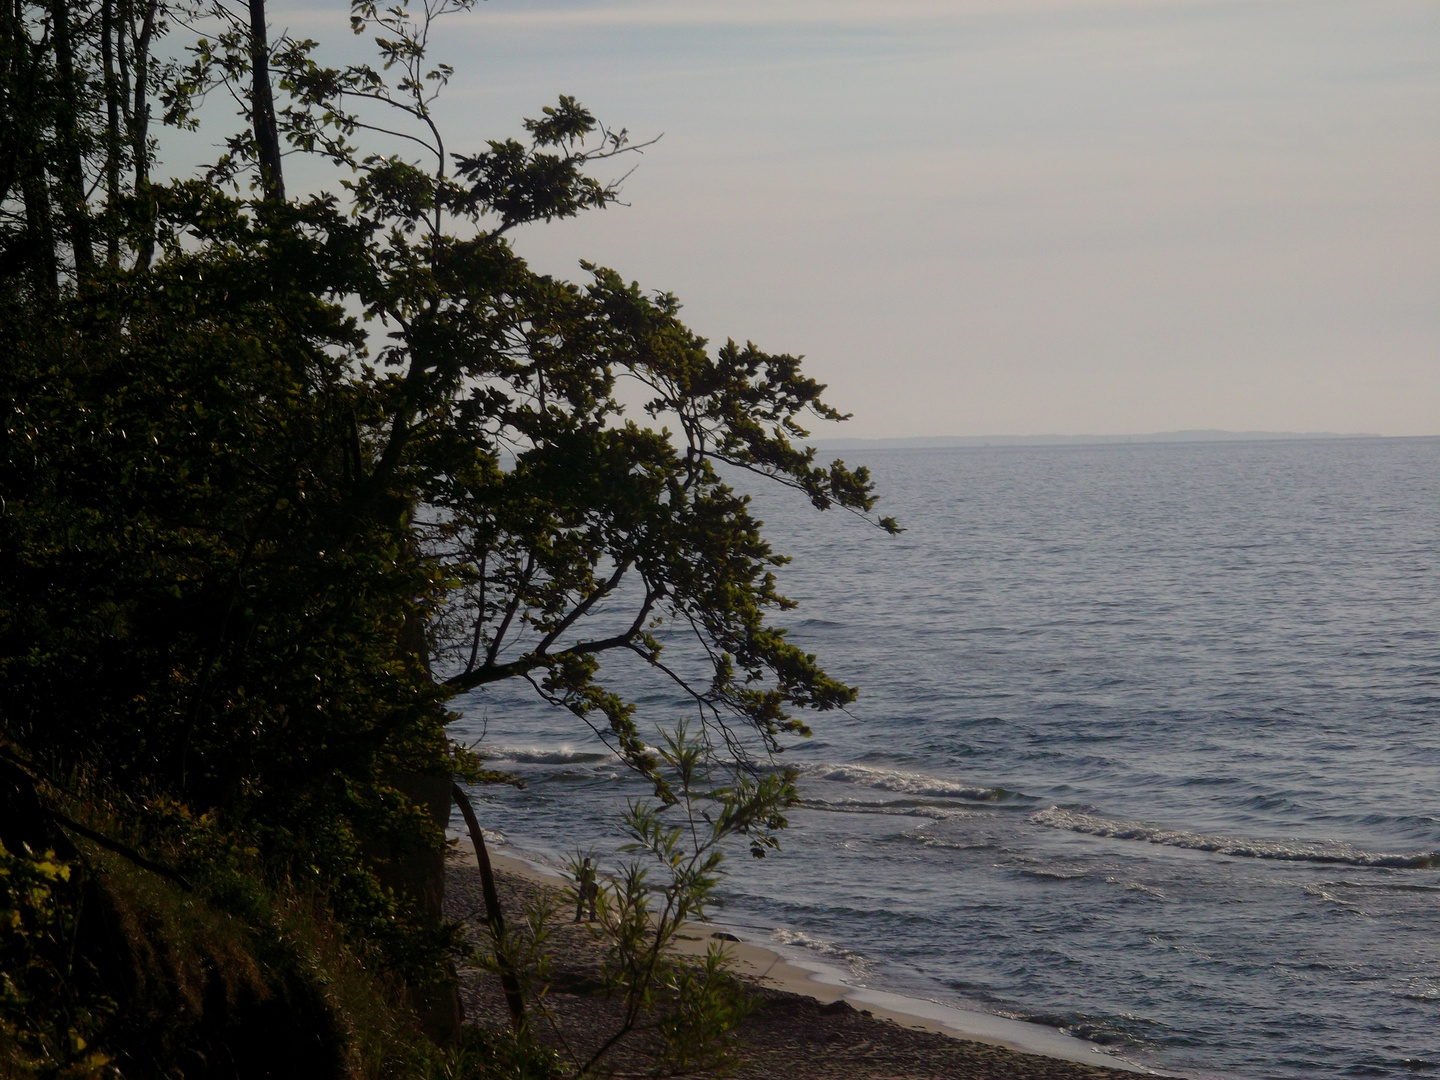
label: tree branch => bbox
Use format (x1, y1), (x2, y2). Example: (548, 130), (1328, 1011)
(445, 587), (657, 692)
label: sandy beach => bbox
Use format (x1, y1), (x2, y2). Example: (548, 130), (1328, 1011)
(444, 843), (1174, 1078)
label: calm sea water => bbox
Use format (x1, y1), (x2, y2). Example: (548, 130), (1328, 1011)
(451, 437), (1440, 1079)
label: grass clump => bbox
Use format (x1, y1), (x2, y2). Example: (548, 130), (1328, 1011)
(0, 766), (444, 1080)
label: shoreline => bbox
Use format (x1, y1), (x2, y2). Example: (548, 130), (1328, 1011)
(457, 839), (1169, 1076)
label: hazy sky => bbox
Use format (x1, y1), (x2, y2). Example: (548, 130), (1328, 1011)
(289, 0), (1439, 438)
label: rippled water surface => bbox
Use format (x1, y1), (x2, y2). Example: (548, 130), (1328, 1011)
(451, 437), (1440, 1079)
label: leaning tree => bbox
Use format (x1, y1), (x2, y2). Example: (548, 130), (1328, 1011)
(0, 0), (895, 1070)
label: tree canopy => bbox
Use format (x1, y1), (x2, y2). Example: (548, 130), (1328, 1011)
(0, 0), (894, 1072)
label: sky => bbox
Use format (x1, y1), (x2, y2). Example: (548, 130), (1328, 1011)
(275, 0), (1439, 439)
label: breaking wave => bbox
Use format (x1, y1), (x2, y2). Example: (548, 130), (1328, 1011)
(481, 744), (618, 765)
(1031, 808), (1440, 869)
(800, 762), (1019, 802)
(798, 798), (1000, 822)
(769, 928), (872, 977)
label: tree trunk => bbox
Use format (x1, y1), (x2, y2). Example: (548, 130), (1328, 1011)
(48, 0), (94, 276)
(21, 164), (58, 300)
(101, 0), (121, 267)
(453, 783), (527, 1033)
(122, 0), (158, 267)
(246, 0), (284, 203)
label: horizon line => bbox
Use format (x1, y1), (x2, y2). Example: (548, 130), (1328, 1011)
(808, 429), (1422, 449)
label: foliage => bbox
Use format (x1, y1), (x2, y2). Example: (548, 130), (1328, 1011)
(0, 841), (112, 1079)
(1, 761), (449, 1079)
(0, 0), (893, 1072)
(457, 728), (769, 1077)
(427, 1026), (563, 1080)
(573, 724), (776, 1074)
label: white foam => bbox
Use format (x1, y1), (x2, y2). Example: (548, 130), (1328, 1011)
(768, 927), (872, 978)
(1304, 884), (1368, 915)
(482, 743), (619, 765)
(1401, 979), (1440, 1002)
(801, 762), (1009, 801)
(1106, 876), (1168, 900)
(1031, 807), (1440, 868)
(803, 798), (983, 822)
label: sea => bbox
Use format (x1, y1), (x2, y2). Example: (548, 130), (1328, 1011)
(449, 436), (1440, 1080)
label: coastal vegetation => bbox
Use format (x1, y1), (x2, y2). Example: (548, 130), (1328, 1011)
(0, 0), (894, 1074)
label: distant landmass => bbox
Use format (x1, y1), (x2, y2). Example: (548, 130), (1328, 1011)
(811, 430), (1383, 450)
